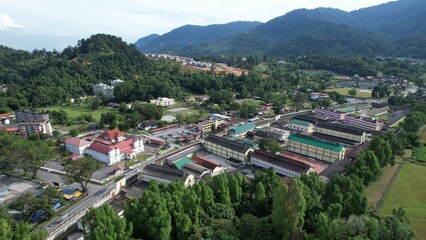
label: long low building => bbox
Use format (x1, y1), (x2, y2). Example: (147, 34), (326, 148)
(287, 134), (345, 163)
(204, 135), (253, 163)
(250, 150), (314, 177)
(140, 164), (195, 187)
(314, 121), (366, 143)
(344, 115), (384, 132)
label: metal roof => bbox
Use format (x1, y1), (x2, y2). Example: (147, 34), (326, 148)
(288, 134), (344, 152)
(228, 123), (256, 134)
(289, 118), (313, 127)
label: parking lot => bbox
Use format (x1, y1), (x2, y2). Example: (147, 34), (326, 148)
(0, 175), (40, 203)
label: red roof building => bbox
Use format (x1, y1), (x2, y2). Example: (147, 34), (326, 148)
(191, 155), (224, 176)
(99, 128), (125, 143)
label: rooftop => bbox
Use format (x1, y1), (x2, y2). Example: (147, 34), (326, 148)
(250, 150), (312, 174)
(172, 157), (193, 170)
(99, 128), (124, 141)
(336, 107), (357, 113)
(191, 155), (222, 170)
(228, 123), (256, 134)
(205, 135), (251, 153)
(288, 134), (344, 152)
(289, 118), (313, 127)
(64, 137), (92, 147)
(315, 121), (365, 136)
(142, 164), (188, 181)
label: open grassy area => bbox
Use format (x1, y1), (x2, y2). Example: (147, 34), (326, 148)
(325, 88), (373, 98)
(41, 105), (116, 121)
(365, 164), (400, 209)
(378, 163), (426, 240)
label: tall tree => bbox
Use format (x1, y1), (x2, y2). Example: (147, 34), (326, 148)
(64, 157), (101, 192)
(259, 138), (284, 153)
(83, 205), (134, 240)
(271, 182), (291, 240)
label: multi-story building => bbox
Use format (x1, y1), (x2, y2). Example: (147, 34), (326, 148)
(204, 135), (253, 163)
(0, 112), (14, 124)
(15, 110), (49, 122)
(197, 118), (225, 133)
(250, 150), (314, 177)
(17, 120), (53, 138)
(259, 126), (290, 141)
(93, 83), (114, 98)
(66, 128), (144, 165)
(140, 164), (195, 187)
(287, 134), (345, 163)
(312, 109), (346, 120)
(150, 97), (175, 107)
(344, 115), (384, 132)
(314, 121), (366, 143)
(228, 123), (256, 138)
(288, 118), (315, 133)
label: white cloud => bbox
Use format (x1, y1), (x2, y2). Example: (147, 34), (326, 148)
(0, 13), (25, 30)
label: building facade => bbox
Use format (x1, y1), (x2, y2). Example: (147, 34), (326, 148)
(150, 97), (175, 107)
(140, 164), (195, 187)
(93, 83), (114, 98)
(344, 115), (384, 132)
(197, 118), (225, 133)
(250, 150), (314, 177)
(228, 123), (256, 138)
(17, 120), (53, 138)
(314, 122), (366, 143)
(288, 118), (315, 133)
(64, 137), (92, 155)
(204, 135), (252, 163)
(286, 134), (345, 163)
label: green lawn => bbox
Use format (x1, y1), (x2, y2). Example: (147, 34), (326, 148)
(365, 164), (400, 209)
(378, 163), (426, 240)
(41, 105), (116, 121)
(325, 88), (373, 98)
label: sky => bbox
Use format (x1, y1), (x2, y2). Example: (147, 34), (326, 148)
(0, 0), (393, 51)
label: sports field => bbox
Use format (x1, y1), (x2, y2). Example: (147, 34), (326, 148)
(325, 88), (372, 98)
(377, 163), (426, 240)
(41, 105), (116, 121)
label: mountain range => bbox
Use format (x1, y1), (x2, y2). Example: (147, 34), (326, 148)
(135, 0), (426, 58)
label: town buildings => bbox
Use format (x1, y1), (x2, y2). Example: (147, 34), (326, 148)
(228, 123), (256, 138)
(287, 134), (345, 163)
(288, 118), (315, 133)
(204, 135), (253, 163)
(64, 128), (144, 165)
(250, 150), (314, 177)
(150, 97), (176, 107)
(314, 121), (366, 143)
(140, 164), (195, 187)
(197, 118), (225, 133)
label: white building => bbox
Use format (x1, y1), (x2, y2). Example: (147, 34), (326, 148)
(111, 79), (125, 87)
(250, 150), (314, 178)
(150, 97), (176, 107)
(64, 138), (92, 155)
(140, 164), (195, 187)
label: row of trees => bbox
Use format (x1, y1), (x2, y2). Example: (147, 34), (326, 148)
(81, 167), (414, 240)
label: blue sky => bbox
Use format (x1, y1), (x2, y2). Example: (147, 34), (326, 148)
(0, 0), (393, 51)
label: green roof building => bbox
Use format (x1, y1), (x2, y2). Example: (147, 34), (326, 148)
(228, 123), (256, 137)
(287, 134), (345, 163)
(288, 118), (315, 133)
(173, 157), (193, 170)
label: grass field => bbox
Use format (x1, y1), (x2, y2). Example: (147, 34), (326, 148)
(365, 164), (400, 209)
(41, 105), (116, 121)
(325, 88), (373, 98)
(378, 163), (426, 240)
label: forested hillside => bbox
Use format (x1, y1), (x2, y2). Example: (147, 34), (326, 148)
(135, 21), (262, 53)
(136, 0), (426, 58)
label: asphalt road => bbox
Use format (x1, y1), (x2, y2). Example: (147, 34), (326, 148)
(44, 142), (201, 238)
